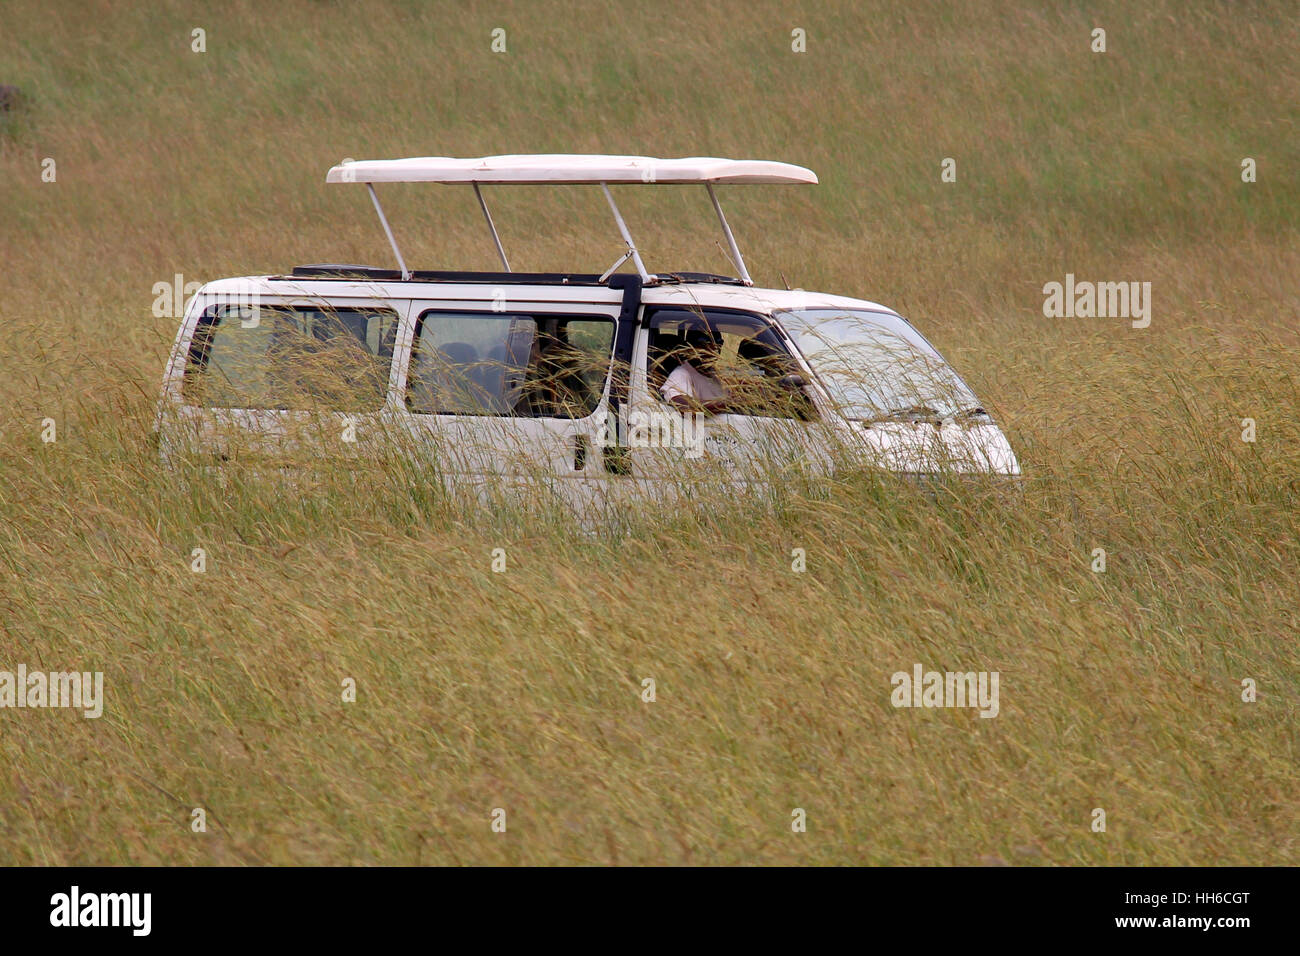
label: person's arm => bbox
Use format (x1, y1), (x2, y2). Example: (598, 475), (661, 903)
(662, 365), (728, 414)
(667, 394), (727, 414)
(662, 366), (696, 411)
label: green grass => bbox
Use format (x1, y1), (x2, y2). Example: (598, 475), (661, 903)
(0, 0), (1297, 865)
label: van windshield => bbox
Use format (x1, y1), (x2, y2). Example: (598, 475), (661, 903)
(773, 308), (982, 422)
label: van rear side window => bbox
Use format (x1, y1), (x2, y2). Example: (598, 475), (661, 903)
(407, 311), (614, 418)
(184, 304), (397, 410)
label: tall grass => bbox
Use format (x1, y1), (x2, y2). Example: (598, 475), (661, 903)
(0, 0), (1296, 865)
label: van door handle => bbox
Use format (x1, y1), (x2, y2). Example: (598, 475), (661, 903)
(574, 434), (588, 471)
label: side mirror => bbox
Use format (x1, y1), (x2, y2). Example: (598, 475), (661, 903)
(778, 373), (807, 389)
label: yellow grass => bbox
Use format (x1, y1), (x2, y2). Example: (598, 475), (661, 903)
(0, 0), (1296, 864)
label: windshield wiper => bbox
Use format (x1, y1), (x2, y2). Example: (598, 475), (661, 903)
(876, 404), (943, 422)
(866, 404), (989, 424)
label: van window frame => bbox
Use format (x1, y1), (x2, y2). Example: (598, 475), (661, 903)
(182, 300), (401, 412)
(642, 305), (817, 421)
(405, 307), (617, 420)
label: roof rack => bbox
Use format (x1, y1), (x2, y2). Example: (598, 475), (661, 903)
(284, 265), (749, 287)
(325, 154), (817, 287)
(285, 266), (607, 285)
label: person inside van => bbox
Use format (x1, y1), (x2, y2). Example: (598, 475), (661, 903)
(661, 328), (729, 414)
(516, 321), (592, 417)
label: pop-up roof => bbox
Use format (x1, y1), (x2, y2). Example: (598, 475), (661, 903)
(326, 153), (817, 186)
(326, 154), (818, 284)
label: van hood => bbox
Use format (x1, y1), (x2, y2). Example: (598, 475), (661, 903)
(850, 420), (1021, 476)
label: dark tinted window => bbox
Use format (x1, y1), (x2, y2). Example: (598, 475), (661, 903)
(407, 311), (614, 418)
(185, 303), (397, 410)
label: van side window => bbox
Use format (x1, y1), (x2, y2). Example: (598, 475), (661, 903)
(184, 304), (397, 410)
(646, 309), (816, 420)
(407, 312), (614, 418)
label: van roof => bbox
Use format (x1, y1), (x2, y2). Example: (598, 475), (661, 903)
(197, 275), (899, 319)
(325, 154), (818, 185)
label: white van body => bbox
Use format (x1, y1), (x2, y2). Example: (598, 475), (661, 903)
(156, 155), (1019, 501)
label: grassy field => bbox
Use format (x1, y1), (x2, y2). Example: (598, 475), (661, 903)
(0, 0), (1297, 865)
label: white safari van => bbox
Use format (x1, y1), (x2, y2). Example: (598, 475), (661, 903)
(157, 154), (1019, 500)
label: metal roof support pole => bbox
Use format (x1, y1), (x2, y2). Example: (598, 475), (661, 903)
(706, 183), (753, 286)
(600, 182), (651, 282)
(473, 183), (511, 272)
(366, 183), (411, 280)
